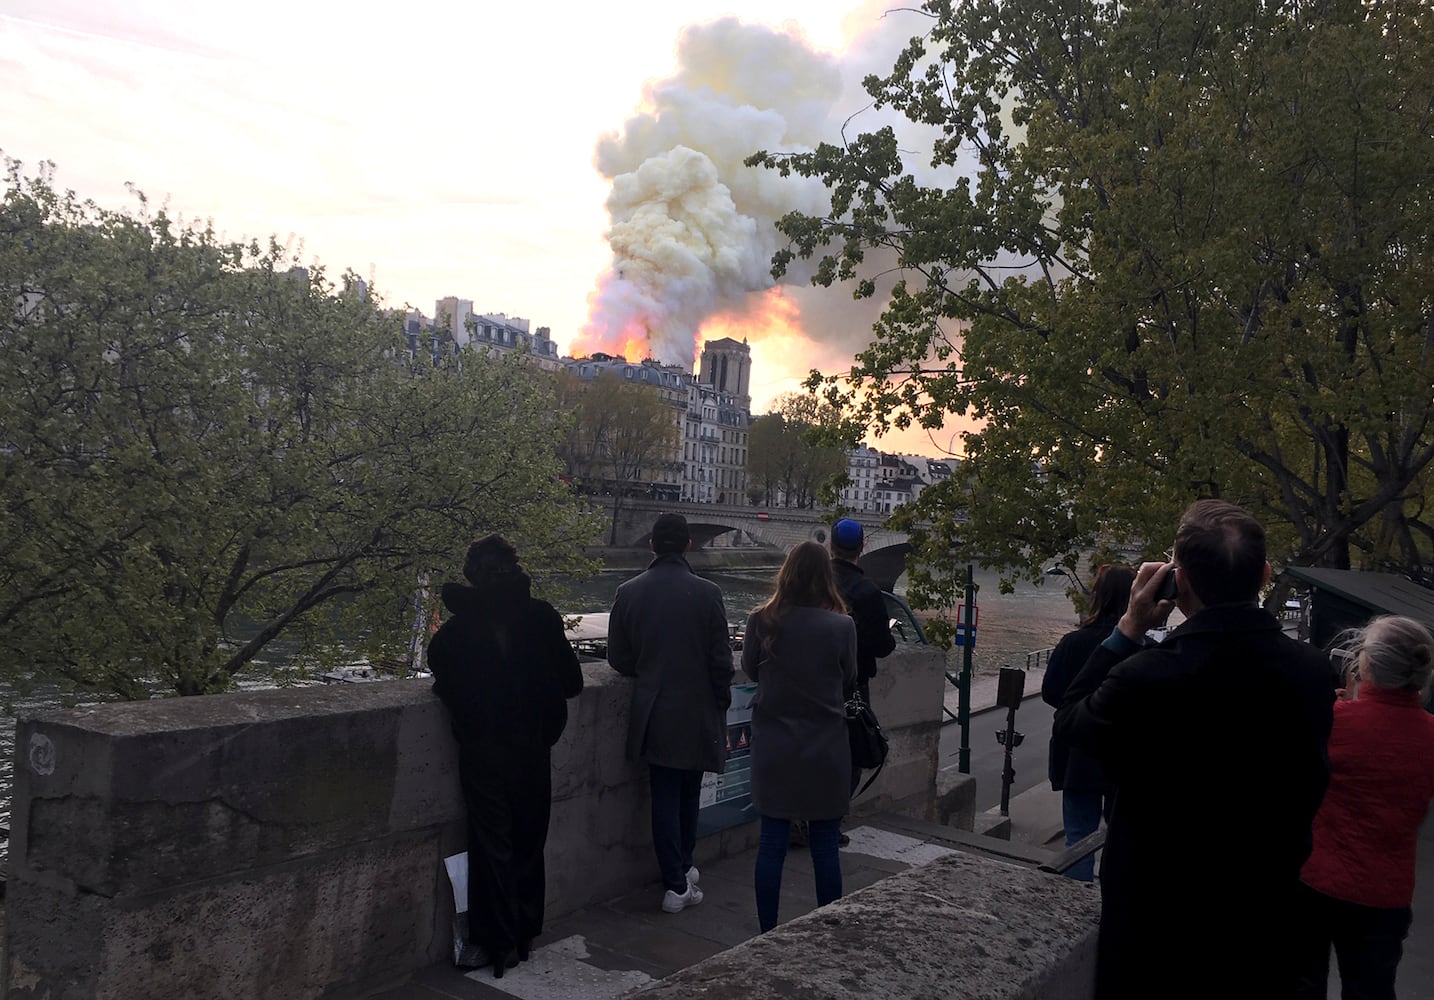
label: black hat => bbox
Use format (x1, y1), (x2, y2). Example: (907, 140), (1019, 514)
(651, 513), (690, 554)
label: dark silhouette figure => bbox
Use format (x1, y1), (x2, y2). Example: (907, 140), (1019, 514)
(428, 535), (583, 977)
(1054, 501), (1334, 999)
(1040, 564), (1134, 881)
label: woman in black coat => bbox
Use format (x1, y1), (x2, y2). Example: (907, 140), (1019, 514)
(427, 535), (584, 976)
(1040, 564), (1134, 881)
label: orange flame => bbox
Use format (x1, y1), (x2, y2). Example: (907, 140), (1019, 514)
(697, 288), (818, 409)
(696, 287), (802, 348)
(571, 272), (658, 362)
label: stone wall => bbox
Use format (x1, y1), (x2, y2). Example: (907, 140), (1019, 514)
(3, 647), (946, 999)
(632, 850), (1100, 1000)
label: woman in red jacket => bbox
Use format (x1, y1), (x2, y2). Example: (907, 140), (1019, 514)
(1295, 615), (1434, 999)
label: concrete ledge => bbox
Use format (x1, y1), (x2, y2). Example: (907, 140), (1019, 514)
(632, 850), (1099, 999)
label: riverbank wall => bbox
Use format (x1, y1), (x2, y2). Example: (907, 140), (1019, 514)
(4, 646), (946, 998)
(591, 546), (785, 573)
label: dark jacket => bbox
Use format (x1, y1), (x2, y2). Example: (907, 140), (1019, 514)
(607, 554), (734, 773)
(1053, 604), (1333, 999)
(1040, 617), (1118, 793)
(831, 558), (896, 683)
(428, 573), (584, 757)
(742, 607), (857, 820)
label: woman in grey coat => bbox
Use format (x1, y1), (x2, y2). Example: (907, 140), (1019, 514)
(742, 541), (857, 932)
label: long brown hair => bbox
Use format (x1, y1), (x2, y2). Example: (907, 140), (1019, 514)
(754, 541), (847, 659)
(1082, 564), (1135, 626)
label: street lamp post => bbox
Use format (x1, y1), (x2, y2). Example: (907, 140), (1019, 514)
(1045, 564), (1089, 596)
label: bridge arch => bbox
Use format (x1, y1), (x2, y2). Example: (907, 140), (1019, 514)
(603, 498), (912, 586)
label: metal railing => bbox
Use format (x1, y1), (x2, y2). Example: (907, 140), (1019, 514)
(938, 646), (1055, 724)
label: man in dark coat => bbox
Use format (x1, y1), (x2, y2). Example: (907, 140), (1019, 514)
(829, 518), (897, 707)
(608, 513), (734, 913)
(1054, 501), (1333, 999)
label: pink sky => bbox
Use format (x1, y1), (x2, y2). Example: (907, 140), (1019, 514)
(1, 0), (970, 457)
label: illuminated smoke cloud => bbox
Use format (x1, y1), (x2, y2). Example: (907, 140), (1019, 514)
(577, 17), (842, 366)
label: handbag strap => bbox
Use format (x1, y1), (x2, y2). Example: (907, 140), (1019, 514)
(854, 758), (885, 797)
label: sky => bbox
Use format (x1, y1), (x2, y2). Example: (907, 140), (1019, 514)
(1, 0), (969, 457)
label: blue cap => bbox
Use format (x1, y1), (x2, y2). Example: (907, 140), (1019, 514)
(832, 518), (864, 549)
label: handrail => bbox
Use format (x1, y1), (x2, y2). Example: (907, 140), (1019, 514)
(1037, 828), (1105, 876)
(881, 591), (928, 645)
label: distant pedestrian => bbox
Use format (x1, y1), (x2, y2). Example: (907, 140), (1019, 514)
(1040, 564), (1134, 881)
(428, 534), (584, 977)
(608, 513), (735, 914)
(1294, 615), (1434, 999)
(742, 541), (857, 933)
(1053, 500), (1334, 999)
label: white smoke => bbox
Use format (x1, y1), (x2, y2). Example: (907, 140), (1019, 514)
(581, 17), (843, 366)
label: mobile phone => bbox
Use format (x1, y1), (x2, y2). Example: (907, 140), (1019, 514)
(1156, 566), (1179, 602)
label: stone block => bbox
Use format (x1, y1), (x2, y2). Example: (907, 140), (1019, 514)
(633, 850), (1099, 999)
(870, 647), (946, 728)
(936, 764), (977, 830)
(7, 833), (444, 1000)
(975, 807), (1013, 841)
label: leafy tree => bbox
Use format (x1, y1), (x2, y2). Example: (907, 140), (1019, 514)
(0, 162), (597, 698)
(752, 0), (1434, 618)
(746, 414), (787, 506)
(746, 392), (847, 509)
(552, 370), (679, 542)
(553, 369), (607, 484)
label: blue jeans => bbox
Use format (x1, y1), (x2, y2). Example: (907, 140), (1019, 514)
(1061, 789), (1107, 882)
(649, 765), (702, 893)
(754, 815), (842, 932)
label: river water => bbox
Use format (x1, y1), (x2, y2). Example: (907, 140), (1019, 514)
(561, 564), (1081, 674)
(0, 563), (1081, 871)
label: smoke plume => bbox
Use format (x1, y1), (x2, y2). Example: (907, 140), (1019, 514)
(575, 17), (843, 367)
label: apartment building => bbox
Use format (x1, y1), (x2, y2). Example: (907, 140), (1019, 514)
(840, 444), (882, 513)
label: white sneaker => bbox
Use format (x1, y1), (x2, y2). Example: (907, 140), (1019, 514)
(685, 866), (700, 886)
(661, 880), (704, 913)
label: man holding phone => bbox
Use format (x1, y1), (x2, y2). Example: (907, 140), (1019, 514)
(1054, 500), (1334, 999)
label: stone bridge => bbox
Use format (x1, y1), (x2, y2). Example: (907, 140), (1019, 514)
(600, 497), (912, 590)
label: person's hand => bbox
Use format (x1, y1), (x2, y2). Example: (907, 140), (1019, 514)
(1117, 561), (1178, 643)
(1336, 660), (1360, 700)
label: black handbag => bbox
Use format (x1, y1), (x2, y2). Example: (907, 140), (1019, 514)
(845, 691), (889, 795)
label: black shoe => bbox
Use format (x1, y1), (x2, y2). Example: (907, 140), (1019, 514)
(492, 949), (520, 979)
(838, 832), (851, 847)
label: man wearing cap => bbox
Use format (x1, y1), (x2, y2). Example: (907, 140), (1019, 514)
(608, 513), (735, 913)
(830, 518), (896, 707)
(830, 518), (896, 809)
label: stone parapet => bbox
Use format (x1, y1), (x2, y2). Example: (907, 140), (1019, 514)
(633, 850), (1100, 1000)
(4, 646), (946, 999)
